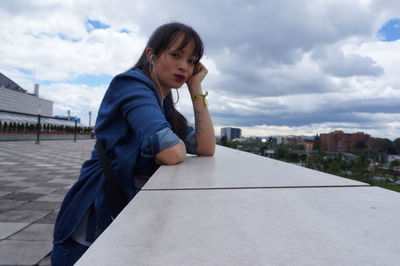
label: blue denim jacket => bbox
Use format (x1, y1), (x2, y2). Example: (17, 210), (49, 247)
(53, 69), (197, 245)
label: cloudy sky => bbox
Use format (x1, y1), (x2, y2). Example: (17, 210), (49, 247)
(1, 0), (399, 139)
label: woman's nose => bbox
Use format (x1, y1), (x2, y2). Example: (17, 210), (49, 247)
(178, 59), (188, 71)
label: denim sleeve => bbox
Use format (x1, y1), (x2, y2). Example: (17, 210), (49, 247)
(114, 77), (174, 158)
(184, 126), (198, 155)
(140, 127), (180, 157)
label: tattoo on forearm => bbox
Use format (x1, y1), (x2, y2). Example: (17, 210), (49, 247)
(194, 110), (204, 134)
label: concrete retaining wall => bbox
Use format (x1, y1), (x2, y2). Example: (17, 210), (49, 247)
(76, 146), (400, 266)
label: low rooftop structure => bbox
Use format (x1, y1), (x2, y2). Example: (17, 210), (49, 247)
(0, 73), (53, 116)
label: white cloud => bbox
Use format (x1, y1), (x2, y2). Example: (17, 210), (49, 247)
(0, 5), (147, 82)
(312, 46), (384, 77)
(0, 0), (399, 140)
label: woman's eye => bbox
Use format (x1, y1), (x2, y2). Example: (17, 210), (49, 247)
(171, 53), (179, 58)
(188, 59), (195, 65)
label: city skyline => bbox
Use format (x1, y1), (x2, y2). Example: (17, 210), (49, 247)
(0, 0), (399, 140)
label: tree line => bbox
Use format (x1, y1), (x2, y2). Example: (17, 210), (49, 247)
(0, 120), (93, 134)
(313, 135), (400, 162)
(218, 135), (400, 192)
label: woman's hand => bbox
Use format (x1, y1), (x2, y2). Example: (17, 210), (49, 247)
(186, 62), (208, 94)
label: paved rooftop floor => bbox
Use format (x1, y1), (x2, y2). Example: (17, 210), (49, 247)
(0, 139), (95, 266)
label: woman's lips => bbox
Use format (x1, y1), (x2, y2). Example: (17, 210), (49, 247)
(174, 74), (185, 82)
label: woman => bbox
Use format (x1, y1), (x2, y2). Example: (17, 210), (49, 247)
(51, 22), (215, 265)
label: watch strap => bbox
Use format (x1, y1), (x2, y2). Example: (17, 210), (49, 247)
(192, 91), (208, 105)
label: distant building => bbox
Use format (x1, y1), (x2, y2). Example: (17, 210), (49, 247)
(277, 135), (298, 145)
(232, 137), (246, 142)
(221, 127), (242, 141)
(0, 72), (84, 128)
(320, 130), (370, 152)
(298, 139), (314, 152)
(276, 135), (313, 151)
(388, 155), (400, 164)
(53, 115), (81, 123)
(0, 72), (52, 116)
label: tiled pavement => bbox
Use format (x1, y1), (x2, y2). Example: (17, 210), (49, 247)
(0, 139), (95, 266)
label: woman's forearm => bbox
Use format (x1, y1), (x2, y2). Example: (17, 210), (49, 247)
(190, 86), (215, 156)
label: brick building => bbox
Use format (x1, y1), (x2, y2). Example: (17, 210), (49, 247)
(320, 130), (370, 152)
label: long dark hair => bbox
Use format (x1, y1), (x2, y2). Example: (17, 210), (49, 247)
(132, 22), (204, 140)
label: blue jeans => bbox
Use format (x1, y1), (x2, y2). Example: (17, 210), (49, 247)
(51, 238), (89, 266)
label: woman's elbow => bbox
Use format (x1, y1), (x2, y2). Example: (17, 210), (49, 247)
(199, 151), (215, 156)
(197, 145), (215, 156)
(170, 149), (187, 164)
(156, 142), (187, 165)
(163, 153), (186, 165)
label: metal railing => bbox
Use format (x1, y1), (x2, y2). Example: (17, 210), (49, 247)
(0, 109), (93, 142)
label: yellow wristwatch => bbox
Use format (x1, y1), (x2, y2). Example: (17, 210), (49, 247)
(192, 91), (208, 105)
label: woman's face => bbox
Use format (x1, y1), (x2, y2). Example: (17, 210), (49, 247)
(152, 34), (197, 91)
